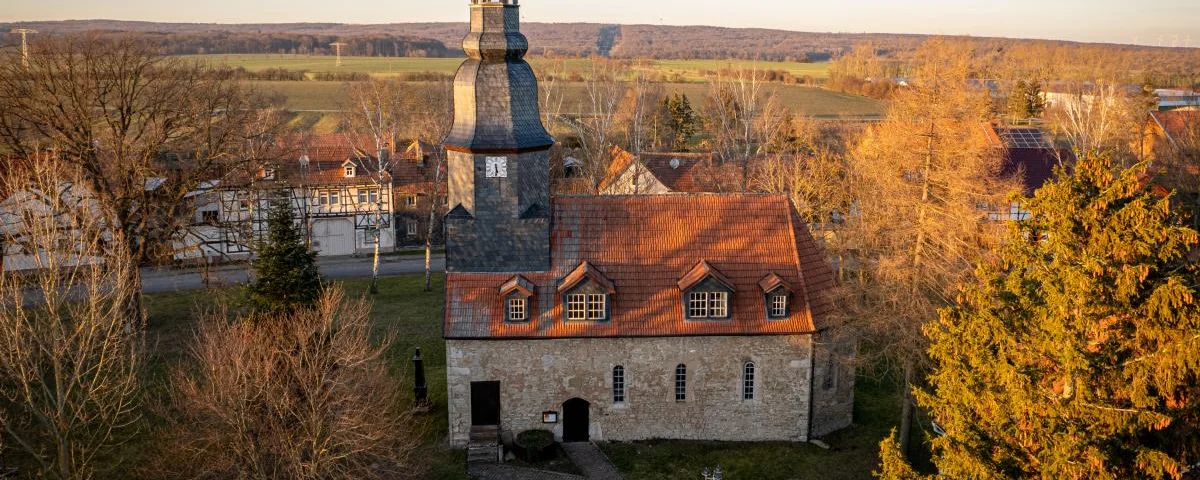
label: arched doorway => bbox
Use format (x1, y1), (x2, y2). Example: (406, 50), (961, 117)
(562, 398), (590, 442)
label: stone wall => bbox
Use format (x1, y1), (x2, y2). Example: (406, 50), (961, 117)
(809, 332), (856, 437)
(446, 335), (834, 447)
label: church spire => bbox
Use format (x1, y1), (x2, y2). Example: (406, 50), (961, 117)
(443, 0), (553, 274)
(444, 0), (553, 154)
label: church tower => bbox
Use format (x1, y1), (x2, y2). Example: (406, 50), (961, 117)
(444, 0), (555, 273)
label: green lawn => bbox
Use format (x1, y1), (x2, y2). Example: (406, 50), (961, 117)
(129, 275), (469, 480)
(182, 54), (829, 81)
(600, 376), (935, 479)
(110, 274), (920, 480)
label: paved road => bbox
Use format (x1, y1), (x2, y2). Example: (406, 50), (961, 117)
(141, 254), (447, 293)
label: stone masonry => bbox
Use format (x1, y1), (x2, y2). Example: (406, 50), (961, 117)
(446, 335), (829, 447)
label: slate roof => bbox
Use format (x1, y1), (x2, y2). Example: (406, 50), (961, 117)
(600, 147), (738, 193)
(444, 194), (836, 339)
(443, 2), (554, 153)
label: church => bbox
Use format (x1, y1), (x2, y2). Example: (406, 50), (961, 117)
(443, 0), (854, 448)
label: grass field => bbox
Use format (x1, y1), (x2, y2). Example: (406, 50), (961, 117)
(97, 273), (934, 480)
(115, 275), (468, 479)
(182, 54), (831, 81)
(253, 80), (883, 120)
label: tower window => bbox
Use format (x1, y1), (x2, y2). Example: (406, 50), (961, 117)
(743, 362), (756, 400)
(687, 291), (729, 319)
(613, 366), (625, 403)
(675, 364), (687, 401)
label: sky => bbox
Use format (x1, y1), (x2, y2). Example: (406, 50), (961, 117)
(4, 0), (1200, 47)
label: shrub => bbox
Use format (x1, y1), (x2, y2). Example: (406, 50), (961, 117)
(151, 288), (420, 479)
(516, 430), (555, 462)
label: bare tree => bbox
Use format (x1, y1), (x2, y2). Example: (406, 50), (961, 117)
(1046, 80), (1142, 161)
(152, 288), (420, 479)
(0, 34), (270, 320)
(406, 82), (453, 293)
(0, 154), (142, 480)
(534, 57), (568, 138)
(614, 67), (665, 194)
(344, 79), (453, 294)
(841, 39), (1019, 458)
(704, 64), (787, 192)
(571, 58), (628, 182)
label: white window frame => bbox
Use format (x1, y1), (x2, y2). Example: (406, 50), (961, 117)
(688, 290), (728, 319)
(587, 294), (606, 320)
(508, 297), (528, 322)
(770, 293), (788, 318)
(688, 291), (709, 318)
(567, 293), (587, 321)
(344, 165), (356, 178)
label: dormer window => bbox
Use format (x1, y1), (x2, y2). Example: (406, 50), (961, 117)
(558, 262), (615, 323)
(261, 167), (276, 180)
(769, 293), (788, 318)
(687, 291), (728, 319)
(759, 273), (793, 320)
(500, 275), (535, 323)
(678, 261), (735, 321)
(508, 297), (528, 322)
(566, 293), (607, 321)
(344, 163), (357, 178)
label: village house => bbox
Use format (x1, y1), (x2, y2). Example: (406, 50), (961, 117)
(442, 0), (854, 456)
(180, 134), (446, 261)
(598, 146), (740, 195)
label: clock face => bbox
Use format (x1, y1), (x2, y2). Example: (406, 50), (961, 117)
(485, 156), (508, 178)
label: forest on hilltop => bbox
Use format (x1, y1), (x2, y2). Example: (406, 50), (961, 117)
(3, 20), (1199, 85)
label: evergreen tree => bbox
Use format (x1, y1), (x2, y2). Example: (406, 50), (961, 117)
(248, 198), (323, 314)
(1007, 79), (1047, 120)
(887, 154), (1200, 479)
(662, 93), (699, 151)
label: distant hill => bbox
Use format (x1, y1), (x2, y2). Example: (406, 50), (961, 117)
(2, 20), (1196, 69)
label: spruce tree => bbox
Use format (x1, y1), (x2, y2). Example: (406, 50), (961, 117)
(889, 154), (1200, 479)
(663, 93), (699, 151)
(248, 198), (323, 314)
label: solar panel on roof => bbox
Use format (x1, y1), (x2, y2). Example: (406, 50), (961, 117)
(1000, 127), (1051, 149)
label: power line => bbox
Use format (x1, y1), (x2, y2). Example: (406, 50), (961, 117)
(330, 42), (348, 67)
(10, 28), (37, 68)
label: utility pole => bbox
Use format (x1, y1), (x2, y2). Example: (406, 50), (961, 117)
(330, 42), (347, 67)
(10, 28), (37, 68)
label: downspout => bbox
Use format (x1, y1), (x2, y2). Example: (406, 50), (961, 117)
(806, 332), (817, 442)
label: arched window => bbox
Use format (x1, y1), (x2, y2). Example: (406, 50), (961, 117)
(743, 362), (756, 400)
(675, 364), (687, 401)
(613, 366), (626, 403)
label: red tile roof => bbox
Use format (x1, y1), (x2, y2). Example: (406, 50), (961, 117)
(599, 147), (738, 193)
(223, 134), (439, 193)
(444, 194), (836, 339)
(1150, 110), (1200, 147)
